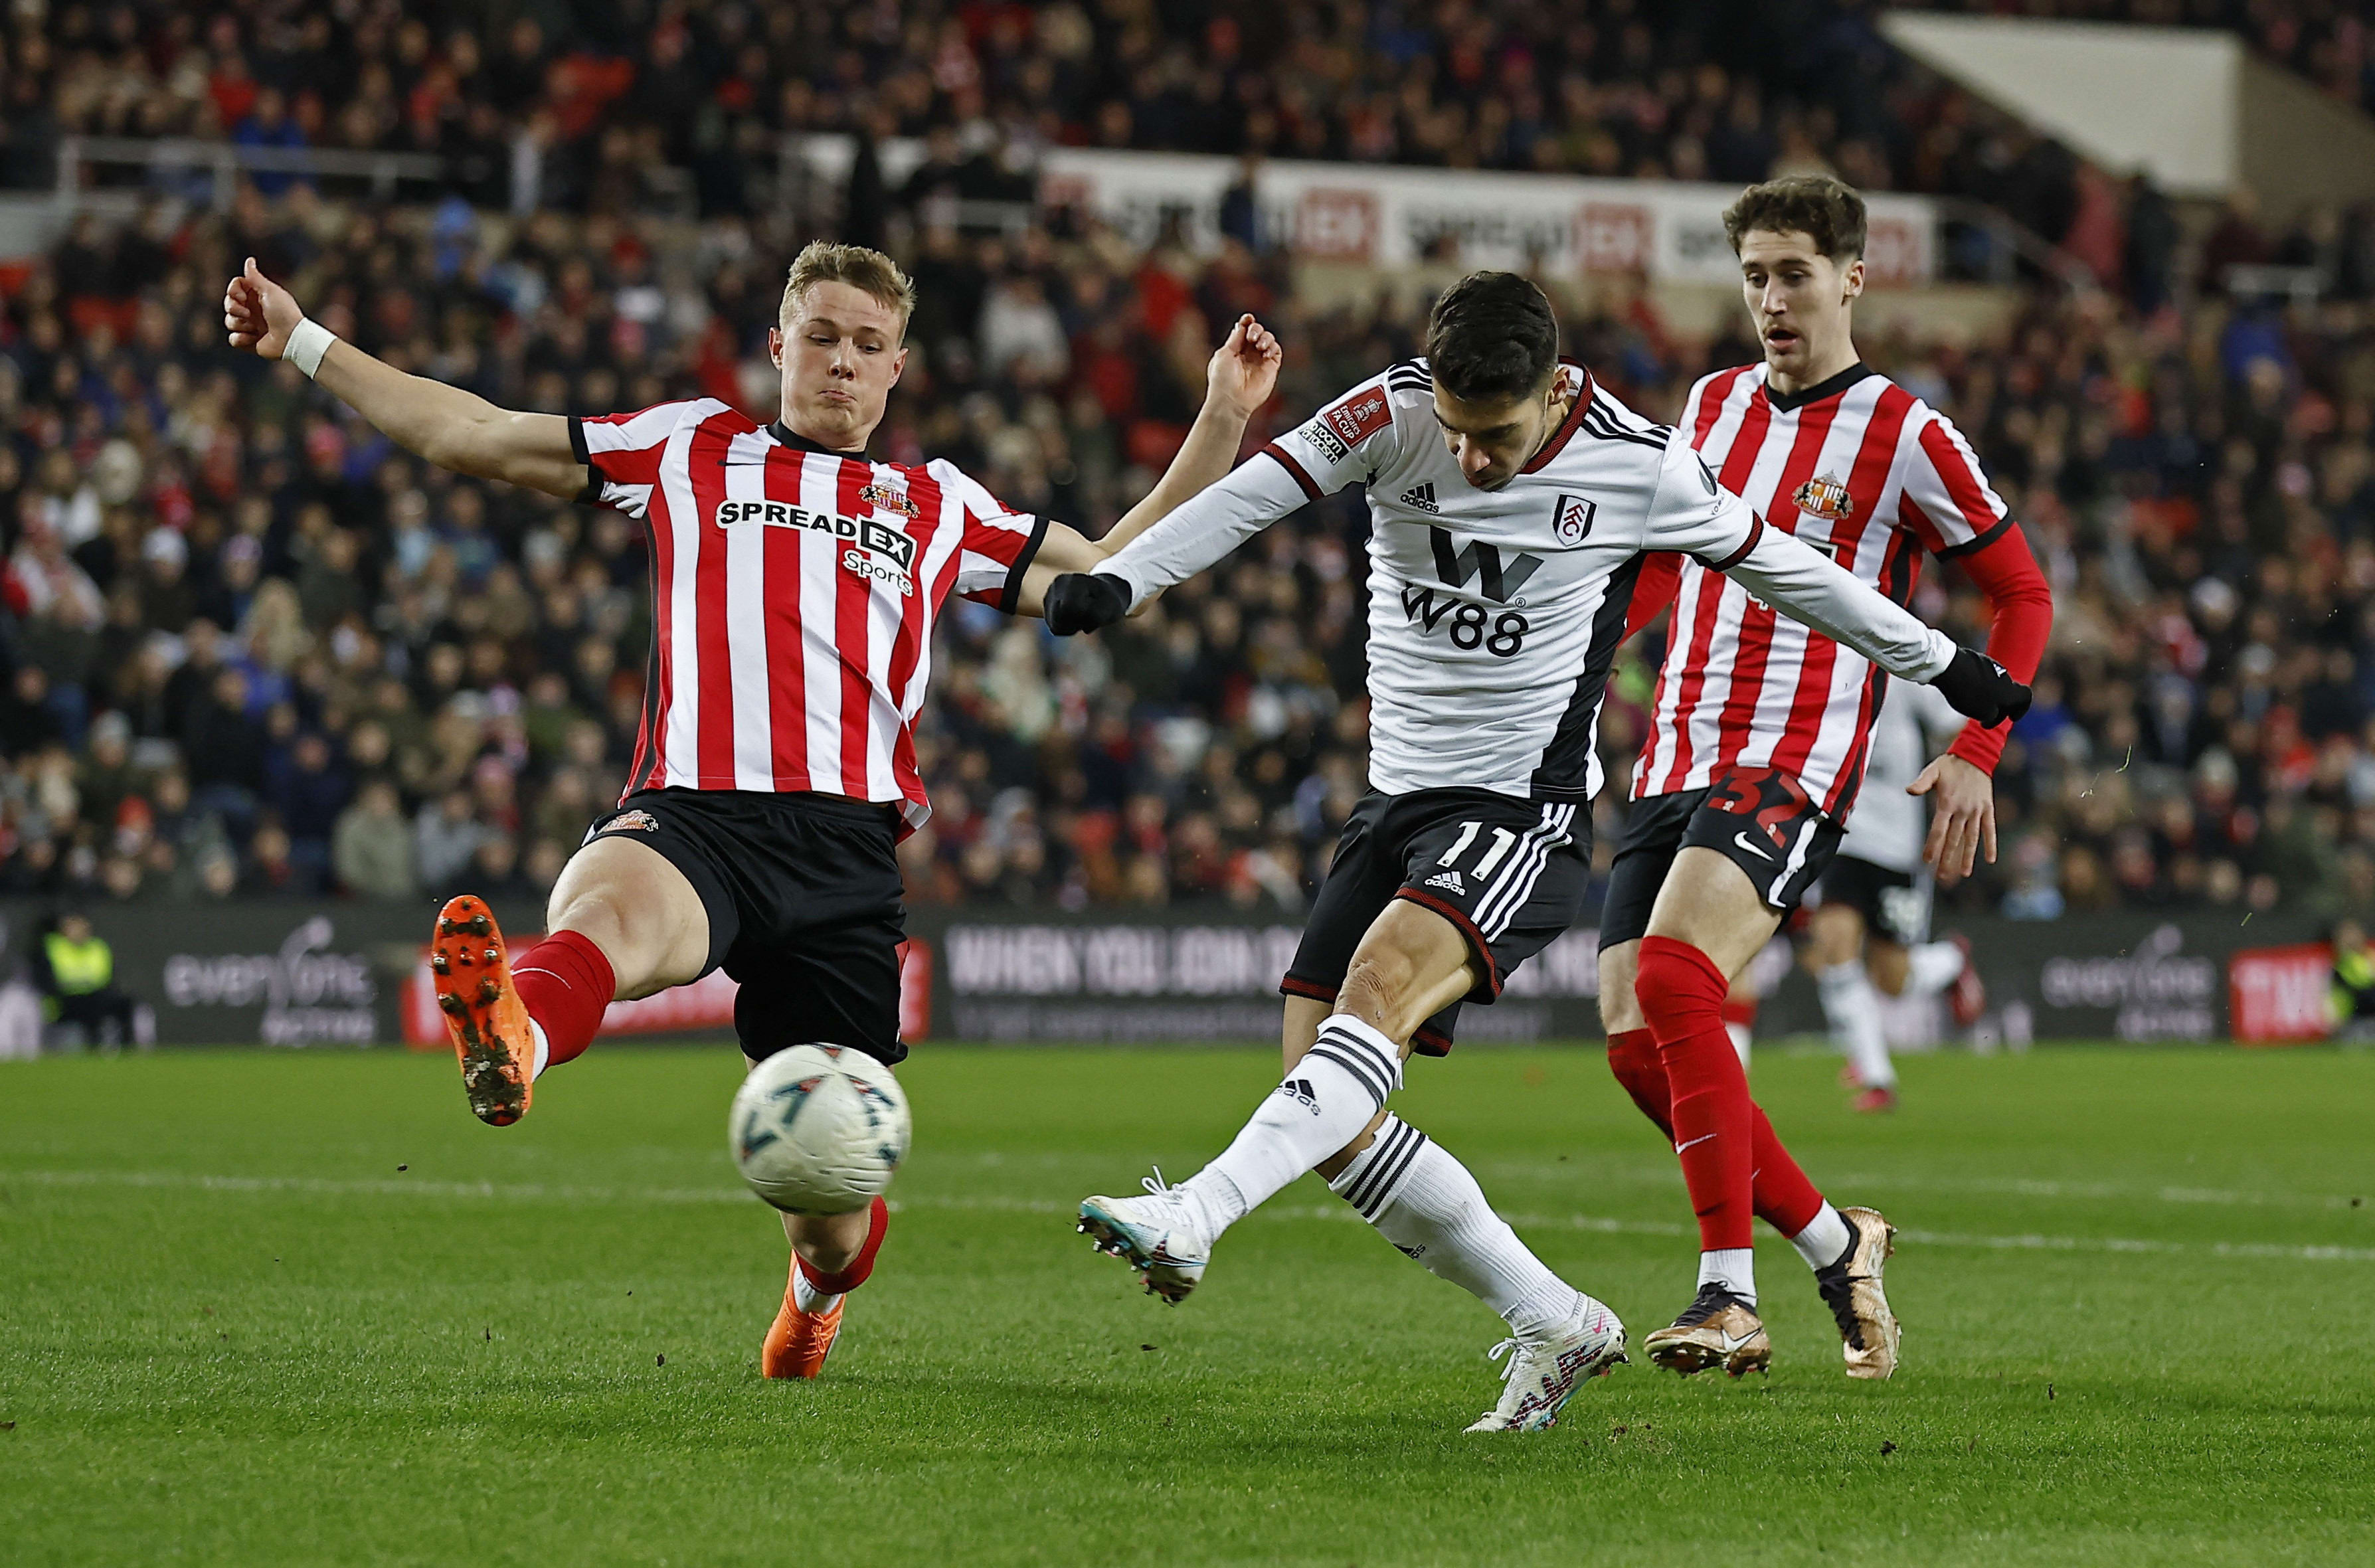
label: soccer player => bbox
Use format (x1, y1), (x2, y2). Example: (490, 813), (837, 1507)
(1805, 679), (1988, 1112)
(1600, 175), (2052, 1380)
(222, 242), (1282, 1379)
(1041, 270), (2026, 1429)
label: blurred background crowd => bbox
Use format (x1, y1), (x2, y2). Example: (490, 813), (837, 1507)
(0, 1), (2372, 928)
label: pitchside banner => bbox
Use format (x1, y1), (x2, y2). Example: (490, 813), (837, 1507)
(0, 901), (2328, 1047)
(792, 137), (1938, 286)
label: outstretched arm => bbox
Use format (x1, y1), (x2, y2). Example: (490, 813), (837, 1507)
(1719, 523), (1956, 682)
(1017, 315), (1282, 614)
(224, 258), (588, 499)
(1649, 432), (2024, 721)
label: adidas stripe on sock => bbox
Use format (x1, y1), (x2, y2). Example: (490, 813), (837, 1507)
(1180, 1015), (1404, 1237)
(1329, 1114), (1581, 1342)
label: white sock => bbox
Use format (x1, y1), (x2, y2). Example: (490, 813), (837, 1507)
(1819, 959), (1896, 1089)
(1790, 1201), (1854, 1270)
(790, 1266), (843, 1316)
(1724, 1021), (1751, 1068)
(1178, 1015), (1403, 1240)
(529, 1017), (551, 1080)
(1328, 1114), (1581, 1342)
(1905, 940), (1965, 996)
(1698, 1247), (1755, 1306)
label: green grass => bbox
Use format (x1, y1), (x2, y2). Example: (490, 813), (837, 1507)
(3, 1043), (2372, 1567)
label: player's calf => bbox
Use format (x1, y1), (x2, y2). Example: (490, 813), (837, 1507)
(763, 1195), (889, 1379)
(1328, 1114), (1627, 1428)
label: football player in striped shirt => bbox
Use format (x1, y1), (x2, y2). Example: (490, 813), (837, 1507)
(1603, 177), (2052, 1380)
(224, 242), (1282, 1379)
(1042, 270), (2026, 1429)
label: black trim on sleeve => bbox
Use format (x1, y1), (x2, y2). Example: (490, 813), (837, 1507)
(1930, 511), (2018, 561)
(567, 416), (604, 506)
(1704, 515), (1765, 572)
(1261, 442), (1324, 501)
(998, 513), (1051, 616)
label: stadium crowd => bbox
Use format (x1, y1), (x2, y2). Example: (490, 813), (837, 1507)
(0, 0), (2320, 236)
(1, 6), (2374, 924)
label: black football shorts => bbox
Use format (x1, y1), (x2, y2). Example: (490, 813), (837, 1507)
(1283, 787), (1591, 1055)
(1597, 764), (1846, 950)
(1814, 853), (1931, 946)
(585, 788), (907, 1065)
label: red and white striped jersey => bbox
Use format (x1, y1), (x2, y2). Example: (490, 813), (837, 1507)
(1632, 363), (2009, 816)
(571, 399), (1046, 829)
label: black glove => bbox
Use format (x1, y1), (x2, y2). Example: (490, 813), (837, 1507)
(1933, 647), (2032, 727)
(1043, 572), (1133, 636)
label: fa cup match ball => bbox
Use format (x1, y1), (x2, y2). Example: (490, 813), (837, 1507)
(729, 1045), (911, 1215)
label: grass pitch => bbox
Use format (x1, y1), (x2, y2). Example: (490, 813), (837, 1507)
(3, 1043), (2372, 1567)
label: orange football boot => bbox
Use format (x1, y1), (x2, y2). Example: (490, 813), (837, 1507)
(761, 1258), (843, 1379)
(430, 895), (535, 1126)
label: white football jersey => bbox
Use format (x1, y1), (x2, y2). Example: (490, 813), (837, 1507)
(1100, 358), (1959, 804)
(1838, 679), (1964, 873)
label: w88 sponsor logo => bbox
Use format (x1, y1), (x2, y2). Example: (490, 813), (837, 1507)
(1399, 584), (1530, 656)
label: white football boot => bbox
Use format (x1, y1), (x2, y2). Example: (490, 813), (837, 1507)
(1466, 1295), (1628, 1433)
(1077, 1171), (1213, 1304)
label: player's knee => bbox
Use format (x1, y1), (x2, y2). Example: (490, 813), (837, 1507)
(1336, 948), (1419, 1040)
(1634, 936), (1727, 1027)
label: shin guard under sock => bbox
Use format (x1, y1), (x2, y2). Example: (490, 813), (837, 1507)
(1638, 936), (1755, 1254)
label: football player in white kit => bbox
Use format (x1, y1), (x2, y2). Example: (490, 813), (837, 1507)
(1806, 679), (1989, 1112)
(1039, 271), (2027, 1431)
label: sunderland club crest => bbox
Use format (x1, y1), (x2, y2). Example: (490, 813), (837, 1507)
(859, 480), (920, 519)
(1792, 474), (1855, 522)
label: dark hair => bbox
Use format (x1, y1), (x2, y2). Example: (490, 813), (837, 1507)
(1425, 272), (1560, 404)
(1723, 175), (1867, 262)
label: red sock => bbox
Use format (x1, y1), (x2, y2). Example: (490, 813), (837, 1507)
(1721, 994), (1759, 1029)
(797, 1195), (890, 1296)
(1638, 936), (1755, 1252)
(1606, 1027), (1673, 1139)
(509, 929), (615, 1069)
(1611, 1022), (1825, 1235)
(1749, 1106), (1824, 1237)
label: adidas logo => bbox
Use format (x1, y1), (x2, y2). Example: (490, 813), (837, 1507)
(1399, 481), (1440, 513)
(1277, 1077), (1321, 1114)
(1424, 869), (1466, 894)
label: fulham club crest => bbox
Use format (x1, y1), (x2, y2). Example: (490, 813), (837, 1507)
(859, 480), (921, 519)
(1553, 494), (1595, 546)
(1793, 474), (1855, 523)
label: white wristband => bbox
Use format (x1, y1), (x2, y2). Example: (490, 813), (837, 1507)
(284, 317), (337, 379)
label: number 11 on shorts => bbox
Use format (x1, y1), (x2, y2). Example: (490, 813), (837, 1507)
(1436, 822), (1517, 882)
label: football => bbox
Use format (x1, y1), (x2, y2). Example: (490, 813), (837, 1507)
(729, 1045), (911, 1215)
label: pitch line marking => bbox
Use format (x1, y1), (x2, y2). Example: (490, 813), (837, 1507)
(6, 1172), (2369, 1266)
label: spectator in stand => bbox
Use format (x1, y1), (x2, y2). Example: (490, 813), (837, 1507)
(333, 777), (414, 898)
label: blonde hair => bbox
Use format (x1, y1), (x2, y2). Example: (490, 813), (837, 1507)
(780, 241), (917, 336)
